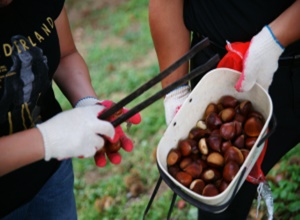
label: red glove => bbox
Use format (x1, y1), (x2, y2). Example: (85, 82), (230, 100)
(217, 41), (250, 72)
(94, 100), (142, 167)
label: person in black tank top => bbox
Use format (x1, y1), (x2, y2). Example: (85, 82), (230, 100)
(149, 0), (300, 219)
(0, 0), (122, 218)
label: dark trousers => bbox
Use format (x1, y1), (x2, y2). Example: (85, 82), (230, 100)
(190, 33), (300, 219)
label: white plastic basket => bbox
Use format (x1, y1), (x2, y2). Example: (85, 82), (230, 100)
(156, 68), (274, 212)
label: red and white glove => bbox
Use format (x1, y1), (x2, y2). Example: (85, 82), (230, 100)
(36, 104), (115, 161)
(76, 97), (142, 167)
(164, 85), (190, 125)
(217, 25), (285, 92)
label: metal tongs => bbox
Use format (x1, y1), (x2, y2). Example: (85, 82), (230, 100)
(98, 38), (220, 126)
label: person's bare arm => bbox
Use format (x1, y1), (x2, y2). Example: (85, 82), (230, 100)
(0, 128), (44, 176)
(149, 0), (190, 89)
(53, 7), (97, 107)
(0, 7), (98, 176)
(269, 0), (300, 47)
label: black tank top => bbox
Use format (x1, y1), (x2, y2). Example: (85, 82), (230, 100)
(184, 0), (295, 45)
(0, 0), (65, 216)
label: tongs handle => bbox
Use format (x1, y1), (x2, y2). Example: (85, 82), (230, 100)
(111, 54), (220, 127)
(98, 38), (210, 121)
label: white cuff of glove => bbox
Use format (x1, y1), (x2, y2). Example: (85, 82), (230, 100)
(75, 96), (100, 108)
(164, 85), (190, 125)
(242, 25), (284, 91)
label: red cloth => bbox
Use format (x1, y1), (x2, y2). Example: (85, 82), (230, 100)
(217, 42), (250, 71)
(94, 100), (142, 167)
(217, 42), (250, 91)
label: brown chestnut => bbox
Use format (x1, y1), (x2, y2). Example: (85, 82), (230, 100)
(244, 117), (264, 137)
(207, 152), (224, 168)
(219, 108), (235, 122)
(207, 133), (222, 152)
(190, 140), (200, 154)
(219, 95), (239, 108)
(189, 127), (208, 142)
(239, 100), (252, 116)
(233, 120), (243, 136)
(178, 139), (194, 156)
(179, 157), (193, 169)
(202, 184), (219, 197)
(233, 134), (245, 149)
(183, 162), (203, 179)
(248, 111), (265, 122)
(201, 168), (221, 183)
(168, 165), (180, 177)
(175, 171), (193, 187)
(224, 146), (244, 165)
(234, 113), (246, 123)
(223, 161), (240, 182)
(206, 112), (222, 130)
(204, 103), (219, 118)
(190, 179), (205, 195)
(220, 122), (236, 140)
(195, 158), (208, 170)
(217, 103), (224, 112)
(167, 149), (182, 166)
(221, 140), (232, 153)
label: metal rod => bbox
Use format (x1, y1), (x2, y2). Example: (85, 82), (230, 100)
(98, 38), (210, 120)
(111, 54), (220, 127)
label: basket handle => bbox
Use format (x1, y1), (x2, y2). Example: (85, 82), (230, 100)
(256, 113), (277, 148)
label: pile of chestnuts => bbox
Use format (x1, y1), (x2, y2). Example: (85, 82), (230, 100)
(166, 95), (265, 197)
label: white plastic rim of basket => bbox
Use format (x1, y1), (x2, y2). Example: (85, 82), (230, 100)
(156, 68), (273, 208)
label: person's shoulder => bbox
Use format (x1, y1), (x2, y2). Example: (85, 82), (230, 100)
(31, 0), (65, 20)
(52, 0), (65, 20)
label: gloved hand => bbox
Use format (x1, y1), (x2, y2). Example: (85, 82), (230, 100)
(217, 25), (285, 92)
(164, 85), (190, 125)
(36, 104), (115, 161)
(76, 97), (142, 167)
(95, 100), (141, 167)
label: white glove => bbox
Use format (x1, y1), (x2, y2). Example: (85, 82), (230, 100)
(235, 25), (285, 92)
(164, 85), (190, 125)
(37, 105), (115, 161)
(75, 96), (100, 108)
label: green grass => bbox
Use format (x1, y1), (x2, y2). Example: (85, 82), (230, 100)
(51, 1), (300, 219)
(57, 0), (178, 219)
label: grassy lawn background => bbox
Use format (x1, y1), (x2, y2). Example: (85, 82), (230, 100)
(52, 0), (300, 219)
